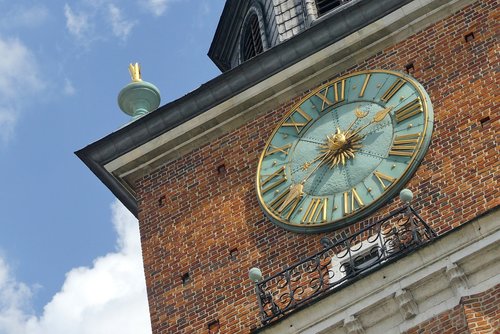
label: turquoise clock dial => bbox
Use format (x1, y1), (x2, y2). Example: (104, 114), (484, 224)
(256, 70), (434, 233)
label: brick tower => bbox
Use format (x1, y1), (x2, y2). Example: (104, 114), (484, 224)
(77, 0), (499, 333)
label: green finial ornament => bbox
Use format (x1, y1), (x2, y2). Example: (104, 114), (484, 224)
(400, 189), (413, 204)
(249, 267), (263, 282)
(118, 63), (161, 120)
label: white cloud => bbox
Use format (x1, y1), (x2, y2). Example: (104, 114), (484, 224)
(140, 0), (175, 17)
(63, 3), (137, 44)
(0, 35), (43, 143)
(63, 79), (76, 96)
(108, 4), (136, 40)
(0, 5), (49, 30)
(0, 37), (43, 99)
(0, 257), (34, 334)
(0, 200), (152, 334)
(64, 4), (92, 42)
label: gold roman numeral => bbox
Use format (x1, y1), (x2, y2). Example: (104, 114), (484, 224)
(302, 197), (328, 223)
(373, 170), (396, 190)
(269, 187), (302, 220)
(334, 79), (345, 103)
(395, 98), (422, 122)
(389, 133), (421, 157)
(343, 188), (364, 216)
(282, 107), (312, 133)
(315, 87), (333, 111)
(261, 166), (287, 194)
(381, 79), (405, 102)
(265, 143), (292, 157)
(359, 74), (371, 97)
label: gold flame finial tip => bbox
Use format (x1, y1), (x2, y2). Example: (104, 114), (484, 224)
(128, 62), (142, 82)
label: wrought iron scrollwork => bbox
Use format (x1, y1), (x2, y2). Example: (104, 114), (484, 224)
(253, 204), (436, 325)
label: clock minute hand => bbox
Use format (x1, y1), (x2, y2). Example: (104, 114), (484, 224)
(351, 106), (393, 136)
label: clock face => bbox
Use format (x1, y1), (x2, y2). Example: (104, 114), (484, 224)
(256, 70), (433, 233)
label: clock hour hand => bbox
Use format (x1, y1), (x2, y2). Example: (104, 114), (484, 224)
(277, 154), (326, 213)
(277, 183), (303, 212)
(277, 152), (328, 212)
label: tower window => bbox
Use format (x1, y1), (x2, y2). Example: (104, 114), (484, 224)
(241, 13), (264, 62)
(316, 0), (351, 16)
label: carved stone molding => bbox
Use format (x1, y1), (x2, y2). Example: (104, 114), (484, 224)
(395, 289), (418, 320)
(445, 263), (469, 294)
(343, 315), (365, 334)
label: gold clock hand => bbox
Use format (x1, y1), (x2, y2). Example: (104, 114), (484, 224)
(277, 183), (303, 212)
(301, 152), (329, 184)
(351, 106), (393, 136)
(276, 153), (326, 212)
(373, 105), (393, 122)
(345, 106), (369, 133)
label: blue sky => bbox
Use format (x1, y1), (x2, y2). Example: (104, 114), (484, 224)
(0, 0), (225, 332)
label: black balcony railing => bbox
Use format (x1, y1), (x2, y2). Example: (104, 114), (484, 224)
(253, 203), (436, 325)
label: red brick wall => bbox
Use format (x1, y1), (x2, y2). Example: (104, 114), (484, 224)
(136, 1), (499, 333)
(462, 284), (500, 334)
(404, 284), (500, 334)
(404, 304), (469, 334)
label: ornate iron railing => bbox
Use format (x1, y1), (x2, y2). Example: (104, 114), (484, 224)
(253, 203), (436, 325)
